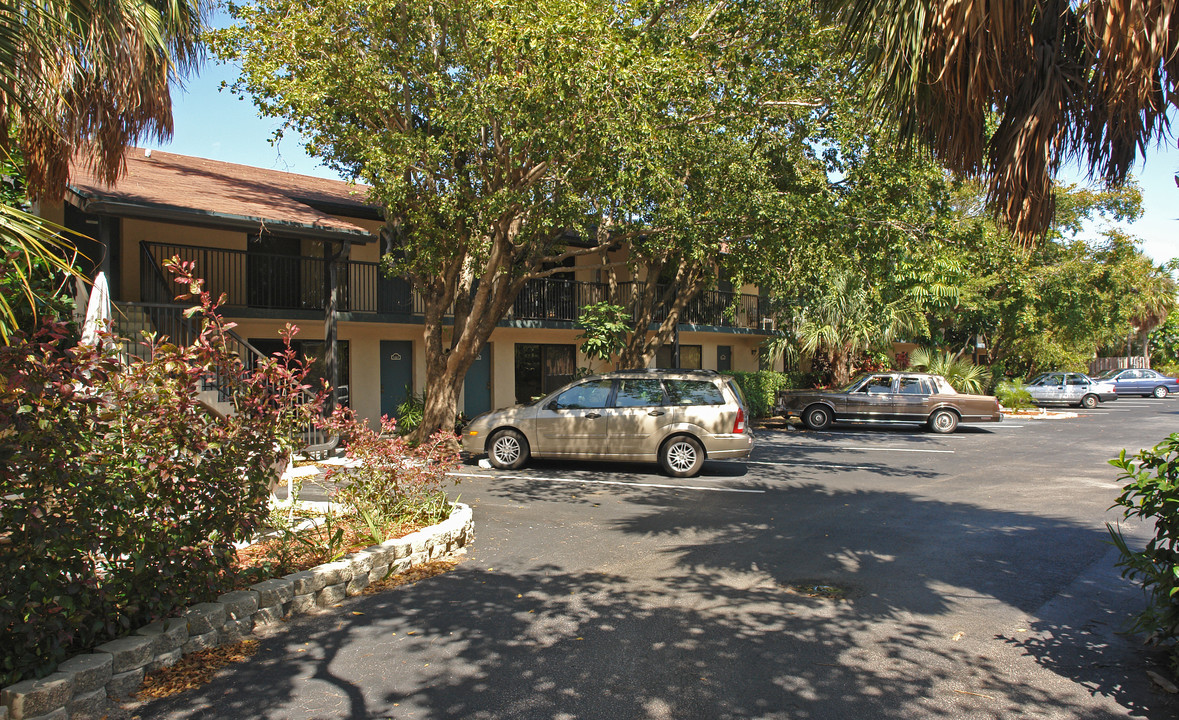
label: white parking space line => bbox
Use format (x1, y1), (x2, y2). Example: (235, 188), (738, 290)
(756, 444), (955, 454)
(845, 446), (955, 453)
(448, 472), (766, 494)
(1111, 403), (1154, 407)
(747, 460), (878, 470)
(1071, 478), (1124, 490)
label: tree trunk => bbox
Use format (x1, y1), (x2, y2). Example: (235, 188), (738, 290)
(831, 349), (852, 387)
(615, 259), (711, 368)
(402, 212), (600, 443)
(416, 373), (462, 445)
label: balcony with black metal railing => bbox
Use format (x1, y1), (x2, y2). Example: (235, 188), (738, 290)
(141, 242), (774, 332)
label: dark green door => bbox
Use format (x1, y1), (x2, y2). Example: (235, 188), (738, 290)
(717, 345), (732, 372)
(380, 340), (413, 419)
(464, 344), (492, 417)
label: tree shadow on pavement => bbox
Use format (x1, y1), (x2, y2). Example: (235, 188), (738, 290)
(134, 481), (1174, 720)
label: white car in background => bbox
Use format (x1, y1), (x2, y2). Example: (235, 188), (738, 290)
(1025, 372), (1117, 409)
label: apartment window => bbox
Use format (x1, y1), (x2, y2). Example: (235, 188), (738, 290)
(656, 344), (702, 370)
(515, 343), (575, 404)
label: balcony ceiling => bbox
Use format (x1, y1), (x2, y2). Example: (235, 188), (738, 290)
(67, 148), (378, 242)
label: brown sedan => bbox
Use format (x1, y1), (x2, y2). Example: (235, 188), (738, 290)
(775, 372), (1003, 434)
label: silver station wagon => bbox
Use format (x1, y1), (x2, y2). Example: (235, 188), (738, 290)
(461, 369), (753, 477)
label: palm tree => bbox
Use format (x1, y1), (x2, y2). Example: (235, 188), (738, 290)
(789, 269), (919, 386)
(0, 0), (207, 339)
(822, 0), (1178, 243)
(3, 0), (206, 198)
(1127, 264), (1177, 362)
(907, 347), (991, 395)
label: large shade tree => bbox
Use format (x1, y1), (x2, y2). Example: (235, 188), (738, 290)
(937, 179), (1175, 376)
(754, 114), (970, 384)
(215, 0), (827, 440)
(823, 0), (1179, 242)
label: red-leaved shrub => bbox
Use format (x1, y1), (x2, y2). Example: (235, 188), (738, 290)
(0, 260), (324, 685)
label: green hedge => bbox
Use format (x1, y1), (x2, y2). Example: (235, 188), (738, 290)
(1109, 433), (1179, 673)
(721, 370), (803, 419)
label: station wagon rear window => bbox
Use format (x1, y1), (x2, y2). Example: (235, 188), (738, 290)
(664, 379), (725, 406)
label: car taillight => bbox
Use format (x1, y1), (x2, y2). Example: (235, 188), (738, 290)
(733, 407), (745, 434)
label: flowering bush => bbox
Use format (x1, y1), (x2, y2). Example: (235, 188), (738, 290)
(852, 350), (893, 374)
(0, 260), (324, 685)
(320, 407), (459, 545)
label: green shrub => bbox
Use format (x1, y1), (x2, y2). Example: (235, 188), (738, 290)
(1149, 313), (1179, 368)
(577, 302), (629, 372)
(721, 370), (802, 419)
(995, 378), (1035, 410)
(0, 260), (323, 686)
(1154, 362), (1179, 378)
(1108, 433), (1179, 674)
(394, 388), (425, 436)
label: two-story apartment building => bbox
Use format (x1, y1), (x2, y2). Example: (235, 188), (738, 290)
(39, 148), (776, 427)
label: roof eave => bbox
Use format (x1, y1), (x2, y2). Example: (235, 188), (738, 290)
(74, 194), (376, 244)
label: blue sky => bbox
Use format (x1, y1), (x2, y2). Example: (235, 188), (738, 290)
(145, 55), (1179, 268)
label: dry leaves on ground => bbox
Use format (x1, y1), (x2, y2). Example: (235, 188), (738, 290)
(363, 558), (460, 595)
(136, 640), (260, 700)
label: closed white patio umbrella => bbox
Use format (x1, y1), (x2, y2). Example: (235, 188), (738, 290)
(80, 271), (111, 344)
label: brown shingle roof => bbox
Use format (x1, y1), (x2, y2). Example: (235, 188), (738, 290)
(68, 148), (378, 240)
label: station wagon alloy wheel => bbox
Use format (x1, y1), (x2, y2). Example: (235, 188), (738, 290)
(660, 436), (704, 477)
(489, 429), (529, 470)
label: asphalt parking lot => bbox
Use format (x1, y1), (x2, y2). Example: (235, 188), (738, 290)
(140, 398), (1179, 719)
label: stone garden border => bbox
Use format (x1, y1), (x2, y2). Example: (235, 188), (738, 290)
(0, 503), (474, 720)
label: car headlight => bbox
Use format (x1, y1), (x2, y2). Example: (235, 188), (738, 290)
(460, 411), (493, 434)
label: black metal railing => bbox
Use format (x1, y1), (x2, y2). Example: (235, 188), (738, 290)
(118, 300), (336, 456)
(141, 241), (773, 331)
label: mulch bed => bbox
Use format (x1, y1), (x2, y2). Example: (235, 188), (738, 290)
(233, 521), (427, 578)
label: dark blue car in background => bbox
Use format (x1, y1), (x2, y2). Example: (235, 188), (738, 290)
(1092, 368), (1179, 398)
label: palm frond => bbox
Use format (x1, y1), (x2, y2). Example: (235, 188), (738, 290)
(907, 345), (991, 394)
(0, 203), (85, 341)
(2, 0), (209, 199)
(821, 0), (1179, 244)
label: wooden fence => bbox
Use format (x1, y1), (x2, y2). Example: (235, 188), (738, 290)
(1088, 356), (1150, 374)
